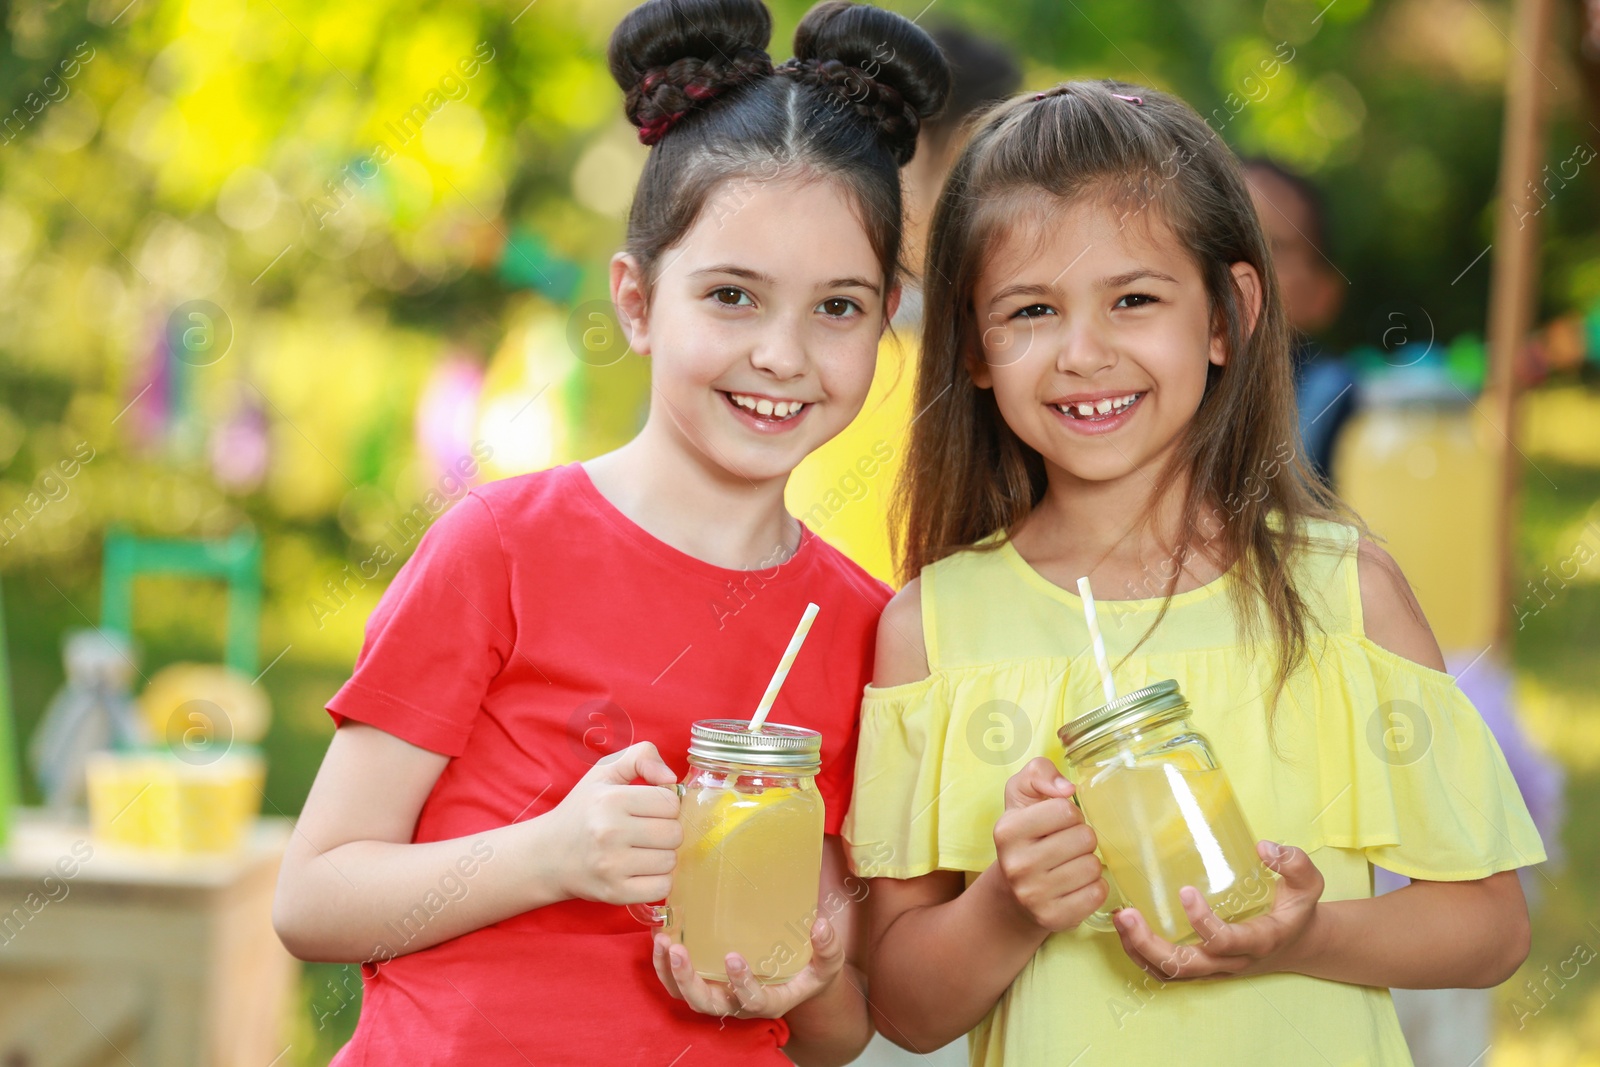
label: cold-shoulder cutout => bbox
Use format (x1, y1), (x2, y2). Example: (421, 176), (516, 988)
(872, 576), (930, 688)
(1356, 537), (1447, 673)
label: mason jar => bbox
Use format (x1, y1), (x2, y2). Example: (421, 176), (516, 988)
(633, 719), (825, 982)
(1058, 680), (1273, 943)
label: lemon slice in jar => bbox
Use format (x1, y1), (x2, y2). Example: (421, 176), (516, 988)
(689, 786), (800, 857)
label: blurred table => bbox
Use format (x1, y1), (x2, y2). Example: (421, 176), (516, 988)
(0, 809), (298, 1067)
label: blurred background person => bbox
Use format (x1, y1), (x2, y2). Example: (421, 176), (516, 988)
(784, 25), (1021, 587)
(1244, 158), (1355, 485)
(1247, 158), (1567, 1067)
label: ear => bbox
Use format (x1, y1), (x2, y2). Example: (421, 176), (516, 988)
(967, 327), (995, 391)
(1210, 261), (1264, 368)
(610, 252), (652, 357)
(881, 282), (902, 333)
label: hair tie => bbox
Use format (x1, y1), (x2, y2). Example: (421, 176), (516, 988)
(637, 111), (686, 146)
(628, 50), (775, 147)
(1030, 87), (1143, 106)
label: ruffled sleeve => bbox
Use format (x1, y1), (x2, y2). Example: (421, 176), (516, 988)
(1308, 634), (1548, 880)
(842, 661), (1068, 879)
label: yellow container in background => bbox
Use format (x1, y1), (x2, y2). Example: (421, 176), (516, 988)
(1333, 401), (1502, 652)
(86, 749), (265, 854)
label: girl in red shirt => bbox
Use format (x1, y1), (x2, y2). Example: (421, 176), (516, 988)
(272, 1), (949, 1064)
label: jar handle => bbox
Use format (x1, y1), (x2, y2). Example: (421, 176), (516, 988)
(627, 782), (687, 928)
(628, 902), (673, 927)
(1080, 855), (1125, 934)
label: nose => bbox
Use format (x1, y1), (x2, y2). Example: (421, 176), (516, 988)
(1054, 319), (1117, 378)
(748, 314), (809, 380)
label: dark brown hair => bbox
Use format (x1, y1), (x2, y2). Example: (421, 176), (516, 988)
(607, 0), (951, 297)
(895, 79), (1363, 700)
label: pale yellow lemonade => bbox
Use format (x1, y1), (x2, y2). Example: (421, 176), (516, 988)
(1078, 753), (1272, 943)
(666, 778), (825, 982)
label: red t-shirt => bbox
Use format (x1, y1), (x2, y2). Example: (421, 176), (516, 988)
(325, 462), (890, 1067)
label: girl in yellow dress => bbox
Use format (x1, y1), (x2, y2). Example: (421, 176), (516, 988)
(845, 79), (1547, 1065)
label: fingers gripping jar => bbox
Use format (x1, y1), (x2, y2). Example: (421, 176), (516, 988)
(636, 720), (825, 983)
(1058, 680), (1274, 943)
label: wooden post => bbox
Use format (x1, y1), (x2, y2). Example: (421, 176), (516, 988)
(1485, 0), (1558, 649)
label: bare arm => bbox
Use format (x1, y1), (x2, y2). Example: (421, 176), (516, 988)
(861, 582), (1105, 1051)
(1113, 541), (1532, 988)
(1290, 871), (1529, 988)
(1302, 541), (1530, 987)
(866, 867), (1054, 1051)
(273, 725), (681, 963)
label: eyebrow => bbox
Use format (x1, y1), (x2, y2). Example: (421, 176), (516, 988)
(689, 264), (881, 295)
(1101, 268), (1180, 288)
(987, 282), (1055, 306)
(986, 269), (1180, 308)
(691, 264), (775, 285)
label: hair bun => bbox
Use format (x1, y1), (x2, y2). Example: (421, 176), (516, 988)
(788, 0), (951, 165)
(608, 0), (775, 145)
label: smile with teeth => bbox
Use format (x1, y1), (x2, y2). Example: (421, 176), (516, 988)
(1052, 392), (1144, 420)
(726, 392), (809, 420)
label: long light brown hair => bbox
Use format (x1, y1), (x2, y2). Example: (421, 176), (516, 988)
(893, 79), (1363, 700)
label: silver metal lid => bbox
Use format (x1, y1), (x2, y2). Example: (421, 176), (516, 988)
(1057, 679), (1189, 753)
(688, 719), (822, 772)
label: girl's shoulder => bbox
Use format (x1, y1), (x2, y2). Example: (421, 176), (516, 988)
(1282, 515), (1448, 670)
(802, 531), (895, 612)
(465, 462), (585, 525)
(1280, 514), (1365, 640)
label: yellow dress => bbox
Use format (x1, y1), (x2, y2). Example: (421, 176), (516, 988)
(785, 327), (918, 586)
(843, 518), (1546, 1066)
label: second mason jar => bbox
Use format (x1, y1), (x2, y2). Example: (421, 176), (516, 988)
(1058, 680), (1273, 943)
(637, 719), (825, 983)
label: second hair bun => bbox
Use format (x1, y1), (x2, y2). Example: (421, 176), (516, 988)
(789, 0), (950, 165)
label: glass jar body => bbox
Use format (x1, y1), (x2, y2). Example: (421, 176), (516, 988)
(665, 757), (825, 982)
(1066, 710), (1272, 943)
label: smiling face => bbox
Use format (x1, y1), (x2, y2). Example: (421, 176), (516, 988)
(970, 191), (1258, 489)
(613, 175), (895, 485)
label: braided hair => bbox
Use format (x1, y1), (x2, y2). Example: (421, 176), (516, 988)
(607, 0), (950, 292)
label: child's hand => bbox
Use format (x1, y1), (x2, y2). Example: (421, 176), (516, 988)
(650, 916), (846, 1019)
(992, 757), (1109, 932)
(1112, 840), (1325, 980)
(543, 741), (682, 906)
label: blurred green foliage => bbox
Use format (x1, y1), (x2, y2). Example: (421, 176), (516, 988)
(0, 0), (1593, 807)
(2, 1), (1599, 1063)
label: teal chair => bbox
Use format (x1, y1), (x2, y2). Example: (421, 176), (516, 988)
(99, 528), (262, 677)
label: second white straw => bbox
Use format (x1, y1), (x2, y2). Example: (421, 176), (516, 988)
(748, 602), (821, 732)
(1076, 576), (1117, 705)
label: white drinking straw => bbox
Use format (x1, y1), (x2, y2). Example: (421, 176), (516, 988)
(1076, 577), (1118, 705)
(748, 602), (821, 732)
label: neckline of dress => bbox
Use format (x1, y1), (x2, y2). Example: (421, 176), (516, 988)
(995, 538), (1239, 612)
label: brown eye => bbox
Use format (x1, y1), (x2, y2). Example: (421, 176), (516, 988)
(1011, 304), (1055, 320)
(712, 287), (751, 306)
(818, 297), (859, 317)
